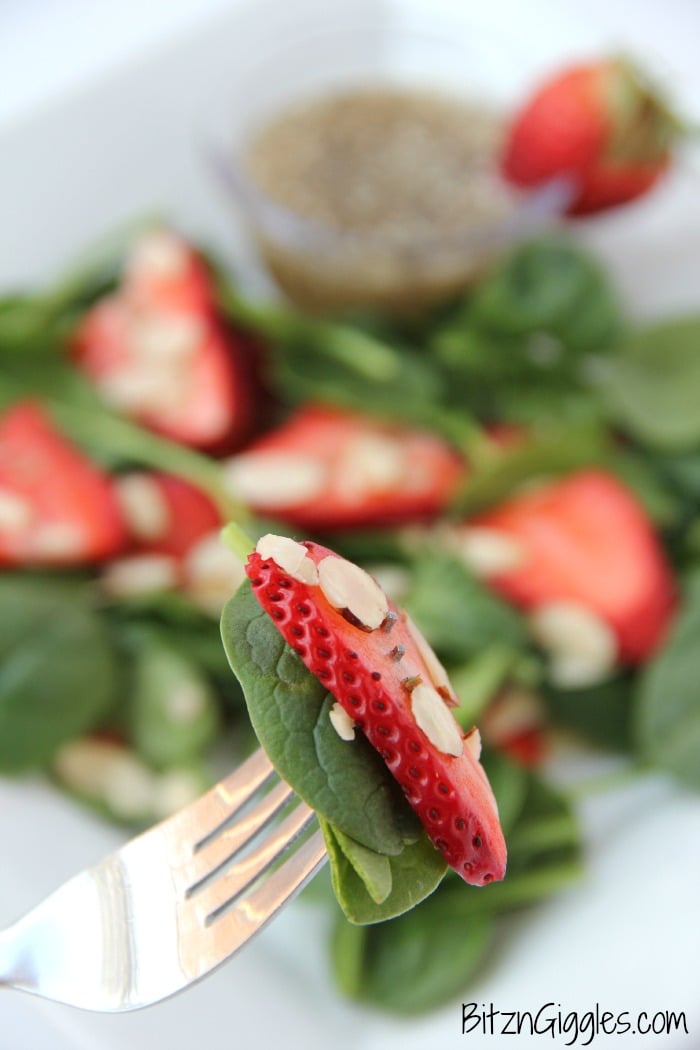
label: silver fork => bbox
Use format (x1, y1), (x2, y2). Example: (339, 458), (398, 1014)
(0, 748), (327, 1012)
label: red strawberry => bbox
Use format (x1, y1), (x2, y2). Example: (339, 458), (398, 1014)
(114, 472), (221, 558)
(245, 533), (506, 886)
(501, 57), (679, 216)
(123, 230), (215, 315)
(226, 405), (464, 530)
(108, 472), (245, 614)
(0, 401), (126, 566)
(480, 687), (548, 768)
(74, 230), (254, 451)
(457, 470), (676, 679)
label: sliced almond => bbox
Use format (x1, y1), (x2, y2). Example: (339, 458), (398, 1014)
(100, 347), (193, 414)
(317, 555), (388, 630)
(114, 473), (170, 541)
(329, 702), (356, 741)
(463, 726), (482, 761)
(0, 488), (33, 532)
(128, 230), (189, 280)
(102, 753), (159, 821)
(183, 531), (247, 615)
(225, 452), (327, 509)
(404, 612), (457, 704)
(165, 684), (207, 725)
(53, 738), (156, 821)
(97, 365), (173, 413)
(31, 522), (85, 561)
(101, 554), (179, 597)
(255, 533), (318, 584)
(336, 432), (405, 501)
(529, 601), (618, 688)
(453, 526), (526, 578)
(53, 738), (121, 796)
(411, 683), (464, 757)
(482, 686), (544, 744)
(130, 314), (204, 362)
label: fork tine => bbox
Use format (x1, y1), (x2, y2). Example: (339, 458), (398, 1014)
(179, 779), (296, 892)
(196, 828), (327, 972)
(0, 748), (329, 1011)
(192, 803), (318, 924)
(164, 749), (276, 863)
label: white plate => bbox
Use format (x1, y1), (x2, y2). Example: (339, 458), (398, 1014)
(2, 2), (700, 1048)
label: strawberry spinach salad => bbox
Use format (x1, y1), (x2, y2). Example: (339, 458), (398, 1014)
(0, 224), (697, 1012)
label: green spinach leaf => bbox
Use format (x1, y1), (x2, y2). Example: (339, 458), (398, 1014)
(334, 892), (494, 1013)
(220, 581), (414, 855)
(469, 237), (621, 353)
(324, 822), (393, 904)
(0, 576), (119, 772)
(402, 552), (527, 661)
(128, 635), (221, 769)
(543, 674), (636, 754)
(603, 317), (700, 452)
(322, 819), (447, 924)
(450, 423), (607, 514)
(636, 575), (700, 787)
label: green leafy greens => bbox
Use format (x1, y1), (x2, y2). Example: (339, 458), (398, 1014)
(220, 581), (448, 922)
(2, 224), (698, 1015)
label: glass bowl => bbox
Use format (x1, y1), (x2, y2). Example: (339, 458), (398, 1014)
(206, 0), (570, 313)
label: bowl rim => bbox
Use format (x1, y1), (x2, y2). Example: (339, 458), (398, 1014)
(202, 13), (574, 255)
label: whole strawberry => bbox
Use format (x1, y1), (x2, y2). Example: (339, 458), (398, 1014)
(501, 57), (680, 216)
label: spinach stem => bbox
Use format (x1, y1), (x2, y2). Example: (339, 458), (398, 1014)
(220, 522), (255, 560)
(222, 286), (401, 382)
(49, 399), (248, 522)
(507, 814), (579, 855)
(451, 645), (519, 727)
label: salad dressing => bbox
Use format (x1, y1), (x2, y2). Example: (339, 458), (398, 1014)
(243, 87), (517, 312)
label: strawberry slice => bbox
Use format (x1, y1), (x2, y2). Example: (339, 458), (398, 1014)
(74, 230), (254, 451)
(0, 401), (126, 566)
(245, 533), (506, 886)
(501, 57), (679, 216)
(226, 405), (464, 529)
(114, 472), (221, 558)
(480, 687), (548, 768)
(457, 470), (676, 673)
(123, 229), (215, 315)
(109, 472), (246, 614)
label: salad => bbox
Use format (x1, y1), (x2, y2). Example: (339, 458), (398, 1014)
(0, 54), (696, 1017)
(1, 220), (697, 1012)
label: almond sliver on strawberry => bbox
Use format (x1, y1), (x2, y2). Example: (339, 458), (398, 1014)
(73, 230), (254, 451)
(115, 472), (221, 558)
(225, 405), (464, 530)
(460, 469), (676, 664)
(246, 534), (506, 886)
(123, 229), (215, 315)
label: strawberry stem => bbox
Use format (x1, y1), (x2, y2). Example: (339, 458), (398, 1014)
(220, 521), (255, 560)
